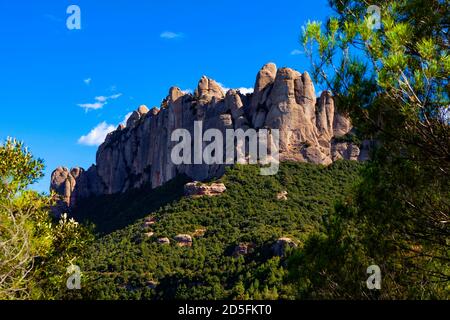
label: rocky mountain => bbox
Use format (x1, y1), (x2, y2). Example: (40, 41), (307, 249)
(50, 63), (369, 214)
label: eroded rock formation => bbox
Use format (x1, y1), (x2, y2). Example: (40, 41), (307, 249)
(184, 182), (227, 197)
(51, 63), (368, 214)
(174, 234), (193, 247)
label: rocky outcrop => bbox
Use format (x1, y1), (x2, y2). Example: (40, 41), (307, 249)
(276, 191), (289, 201)
(157, 237), (170, 245)
(332, 142), (361, 161)
(50, 165), (104, 213)
(50, 167), (75, 215)
(193, 228), (207, 238)
(51, 63), (368, 214)
(184, 182), (227, 197)
(232, 243), (255, 257)
(146, 281), (158, 289)
(272, 238), (297, 257)
(250, 62), (277, 128)
(143, 216), (157, 229)
(195, 76), (225, 101)
(174, 234), (193, 247)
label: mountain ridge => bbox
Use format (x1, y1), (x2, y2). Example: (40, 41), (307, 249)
(50, 63), (370, 214)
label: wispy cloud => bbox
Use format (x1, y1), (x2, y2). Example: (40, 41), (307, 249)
(78, 112), (134, 146)
(160, 31), (183, 39)
(94, 96), (108, 103)
(120, 112), (133, 126)
(78, 93), (123, 111)
(78, 122), (116, 146)
(109, 93), (122, 99)
(84, 78), (92, 85)
(77, 102), (105, 111)
(290, 49), (303, 56)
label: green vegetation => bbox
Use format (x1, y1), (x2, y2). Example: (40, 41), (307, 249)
(73, 161), (362, 300)
(295, 0), (449, 299)
(0, 138), (93, 300)
(2, 0), (448, 300)
(73, 175), (191, 235)
(333, 132), (362, 145)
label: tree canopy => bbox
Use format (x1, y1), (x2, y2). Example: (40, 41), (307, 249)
(290, 0), (449, 299)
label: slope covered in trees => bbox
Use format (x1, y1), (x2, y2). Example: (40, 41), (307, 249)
(294, 0), (449, 299)
(72, 161), (363, 300)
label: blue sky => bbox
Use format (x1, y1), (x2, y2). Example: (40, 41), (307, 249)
(0, 0), (332, 193)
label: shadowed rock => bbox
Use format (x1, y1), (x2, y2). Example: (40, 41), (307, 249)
(174, 234), (193, 247)
(157, 237), (170, 245)
(272, 237), (297, 257)
(232, 243), (255, 257)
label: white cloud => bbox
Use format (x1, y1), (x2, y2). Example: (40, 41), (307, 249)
(78, 111), (135, 146)
(217, 82), (228, 91)
(235, 87), (254, 95)
(217, 82), (254, 95)
(77, 102), (105, 111)
(120, 112), (133, 126)
(95, 96), (108, 102)
(109, 93), (123, 99)
(84, 78), (92, 85)
(181, 88), (193, 94)
(290, 49), (303, 55)
(160, 31), (183, 39)
(78, 93), (123, 111)
(95, 93), (122, 102)
(78, 122), (116, 146)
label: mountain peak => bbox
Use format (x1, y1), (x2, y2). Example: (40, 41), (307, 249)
(50, 63), (368, 215)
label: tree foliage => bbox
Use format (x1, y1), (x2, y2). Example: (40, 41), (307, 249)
(0, 138), (93, 300)
(73, 161), (362, 300)
(291, 0), (450, 299)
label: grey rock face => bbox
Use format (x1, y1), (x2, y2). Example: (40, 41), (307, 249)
(184, 182), (227, 197)
(174, 234), (193, 247)
(272, 237), (297, 257)
(50, 167), (75, 215)
(50, 63), (364, 214)
(157, 238), (170, 245)
(316, 91), (335, 140)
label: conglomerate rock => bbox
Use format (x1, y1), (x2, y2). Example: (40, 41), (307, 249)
(50, 63), (369, 214)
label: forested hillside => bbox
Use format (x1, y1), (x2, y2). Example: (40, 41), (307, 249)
(72, 161), (362, 300)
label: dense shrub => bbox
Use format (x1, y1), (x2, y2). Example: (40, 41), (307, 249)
(74, 161), (362, 300)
